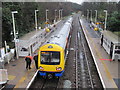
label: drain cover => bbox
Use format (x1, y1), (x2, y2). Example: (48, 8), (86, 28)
(63, 80), (71, 88)
(12, 64), (16, 66)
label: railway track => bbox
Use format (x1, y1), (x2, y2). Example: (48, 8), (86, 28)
(74, 16), (103, 88)
(28, 73), (59, 89)
(27, 14), (103, 89)
(27, 19), (68, 90)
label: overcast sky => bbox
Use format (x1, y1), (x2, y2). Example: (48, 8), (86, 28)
(1, 0), (120, 3)
(68, 0), (83, 4)
(68, 0), (120, 4)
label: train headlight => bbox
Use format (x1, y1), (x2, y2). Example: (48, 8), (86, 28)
(39, 66), (44, 71)
(56, 67), (62, 71)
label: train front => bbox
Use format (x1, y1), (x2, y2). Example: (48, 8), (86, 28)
(38, 44), (65, 78)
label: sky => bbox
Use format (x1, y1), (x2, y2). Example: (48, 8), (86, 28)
(68, 0), (83, 4)
(1, 0), (120, 4)
(68, 0), (120, 5)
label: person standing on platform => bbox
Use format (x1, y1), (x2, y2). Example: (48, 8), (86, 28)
(25, 54), (33, 70)
(33, 53), (38, 69)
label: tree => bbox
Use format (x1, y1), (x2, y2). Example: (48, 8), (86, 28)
(107, 11), (120, 31)
(2, 2), (81, 48)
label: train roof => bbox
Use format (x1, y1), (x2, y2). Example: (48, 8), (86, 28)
(101, 30), (120, 45)
(44, 17), (73, 49)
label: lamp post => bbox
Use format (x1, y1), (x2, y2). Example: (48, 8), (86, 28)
(11, 11), (18, 59)
(104, 10), (107, 30)
(59, 10), (61, 20)
(46, 9), (49, 22)
(55, 9), (57, 22)
(35, 10), (39, 31)
(4, 41), (7, 53)
(87, 9), (89, 20)
(95, 10), (97, 23)
(90, 10), (92, 22)
(61, 9), (63, 19)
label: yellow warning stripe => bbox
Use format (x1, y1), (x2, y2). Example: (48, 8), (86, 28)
(13, 64), (35, 89)
(82, 25), (117, 88)
(8, 75), (16, 80)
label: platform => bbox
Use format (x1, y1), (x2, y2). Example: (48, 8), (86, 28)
(4, 57), (37, 88)
(3, 19), (68, 89)
(80, 18), (120, 89)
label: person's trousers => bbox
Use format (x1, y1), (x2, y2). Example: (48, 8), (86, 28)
(35, 60), (38, 69)
(26, 61), (31, 69)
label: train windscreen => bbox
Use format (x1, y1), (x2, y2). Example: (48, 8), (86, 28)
(40, 51), (60, 65)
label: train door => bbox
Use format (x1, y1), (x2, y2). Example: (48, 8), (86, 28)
(110, 42), (114, 57)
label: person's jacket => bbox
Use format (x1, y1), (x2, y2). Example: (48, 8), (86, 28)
(33, 55), (38, 61)
(25, 56), (33, 62)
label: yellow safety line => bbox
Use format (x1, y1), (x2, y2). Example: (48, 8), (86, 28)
(14, 63), (35, 89)
(8, 75), (16, 80)
(82, 25), (117, 88)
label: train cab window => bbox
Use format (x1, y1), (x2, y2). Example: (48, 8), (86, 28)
(41, 51), (60, 65)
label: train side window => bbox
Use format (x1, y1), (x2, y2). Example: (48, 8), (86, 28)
(21, 48), (28, 51)
(115, 46), (120, 49)
(115, 50), (120, 54)
(118, 46), (120, 49)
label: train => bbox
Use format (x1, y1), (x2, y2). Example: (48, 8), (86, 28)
(37, 17), (73, 78)
(100, 30), (120, 61)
